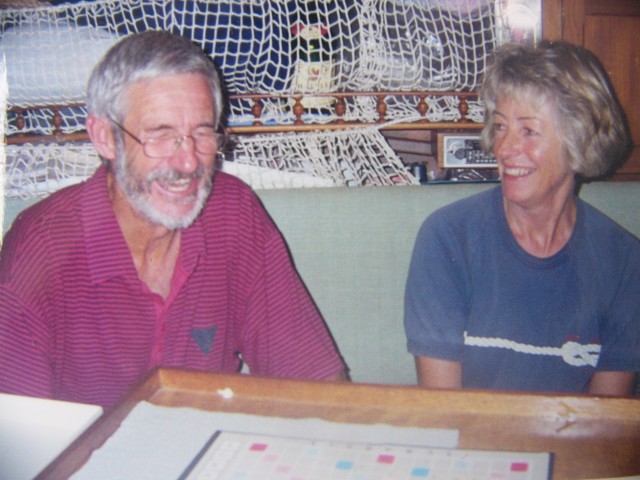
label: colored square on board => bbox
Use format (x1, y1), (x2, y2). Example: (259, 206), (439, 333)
(249, 443), (268, 452)
(377, 454), (395, 464)
(275, 465), (291, 474)
(411, 467), (430, 477)
(336, 460), (354, 470)
(511, 462), (529, 472)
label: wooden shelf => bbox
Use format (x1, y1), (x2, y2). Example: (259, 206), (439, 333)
(6, 91), (482, 143)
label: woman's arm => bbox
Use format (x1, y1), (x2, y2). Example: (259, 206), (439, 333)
(415, 355), (463, 389)
(588, 371), (635, 396)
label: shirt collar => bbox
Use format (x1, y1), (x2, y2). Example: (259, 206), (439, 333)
(81, 165), (206, 284)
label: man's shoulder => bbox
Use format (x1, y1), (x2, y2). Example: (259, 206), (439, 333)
(11, 180), (87, 233)
(211, 170), (254, 194)
(4, 169), (109, 256)
(202, 171), (263, 214)
(1, 176), (96, 283)
(195, 171), (276, 243)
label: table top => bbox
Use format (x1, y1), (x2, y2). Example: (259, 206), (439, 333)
(38, 368), (640, 479)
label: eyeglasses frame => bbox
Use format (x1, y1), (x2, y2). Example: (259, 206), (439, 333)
(108, 117), (226, 158)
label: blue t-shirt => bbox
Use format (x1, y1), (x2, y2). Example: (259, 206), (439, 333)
(404, 186), (640, 393)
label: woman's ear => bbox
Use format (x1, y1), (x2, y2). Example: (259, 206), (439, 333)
(86, 115), (117, 161)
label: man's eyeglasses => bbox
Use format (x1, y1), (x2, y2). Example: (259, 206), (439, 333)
(109, 118), (226, 158)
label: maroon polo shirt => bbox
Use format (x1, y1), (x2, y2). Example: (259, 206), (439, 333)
(0, 166), (344, 407)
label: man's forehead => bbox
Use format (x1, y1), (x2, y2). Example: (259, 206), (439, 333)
(124, 72), (211, 98)
(122, 73), (215, 124)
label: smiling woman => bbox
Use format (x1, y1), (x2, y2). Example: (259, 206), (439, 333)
(404, 40), (640, 396)
(480, 42), (632, 180)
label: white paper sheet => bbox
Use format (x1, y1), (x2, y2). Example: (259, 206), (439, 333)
(0, 394), (102, 480)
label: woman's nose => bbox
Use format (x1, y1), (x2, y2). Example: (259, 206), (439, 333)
(494, 129), (520, 159)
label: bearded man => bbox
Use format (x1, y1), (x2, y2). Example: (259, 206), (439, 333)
(0, 31), (347, 408)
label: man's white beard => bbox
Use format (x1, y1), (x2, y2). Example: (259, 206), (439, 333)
(114, 148), (214, 230)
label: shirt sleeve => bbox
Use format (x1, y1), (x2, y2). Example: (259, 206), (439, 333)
(404, 211), (469, 362)
(0, 284), (54, 398)
(233, 193), (346, 380)
(596, 241), (640, 372)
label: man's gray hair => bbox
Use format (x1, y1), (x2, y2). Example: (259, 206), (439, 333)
(87, 30), (223, 128)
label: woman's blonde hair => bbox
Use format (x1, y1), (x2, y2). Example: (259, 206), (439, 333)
(480, 40), (631, 179)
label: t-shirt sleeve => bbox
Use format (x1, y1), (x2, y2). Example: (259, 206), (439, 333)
(596, 241), (640, 372)
(404, 211), (469, 362)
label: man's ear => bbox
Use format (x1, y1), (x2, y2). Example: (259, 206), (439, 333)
(86, 115), (117, 161)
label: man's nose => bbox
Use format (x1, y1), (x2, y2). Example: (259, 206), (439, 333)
(169, 135), (199, 172)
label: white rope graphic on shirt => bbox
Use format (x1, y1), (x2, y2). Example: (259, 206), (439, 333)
(464, 332), (601, 367)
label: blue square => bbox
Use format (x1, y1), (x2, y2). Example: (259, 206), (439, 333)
(335, 460), (354, 470)
(411, 467), (430, 477)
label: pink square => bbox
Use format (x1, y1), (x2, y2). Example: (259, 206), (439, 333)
(511, 462), (529, 472)
(377, 454), (395, 464)
(250, 443), (268, 452)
